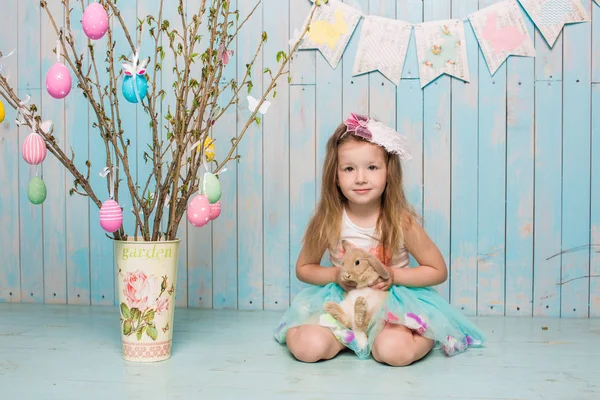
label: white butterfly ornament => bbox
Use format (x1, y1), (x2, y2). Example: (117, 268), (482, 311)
(247, 95), (271, 115)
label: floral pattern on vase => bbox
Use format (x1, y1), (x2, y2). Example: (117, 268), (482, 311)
(119, 269), (175, 341)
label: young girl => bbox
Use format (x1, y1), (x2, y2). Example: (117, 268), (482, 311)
(274, 113), (485, 366)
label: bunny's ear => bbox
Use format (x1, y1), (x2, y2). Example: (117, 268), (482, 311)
(341, 240), (350, 251)
(341, 240), (356, 251)
(363, 253), (389, 279)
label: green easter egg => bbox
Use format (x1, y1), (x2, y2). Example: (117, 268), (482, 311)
(202, 172), (222, 204)
(27, 176), (47, 205)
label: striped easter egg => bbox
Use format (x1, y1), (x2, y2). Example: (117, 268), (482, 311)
(99, 199), (123, 233)
(22, 132), (47, 165)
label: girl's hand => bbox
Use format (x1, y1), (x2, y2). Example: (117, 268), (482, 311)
(370, 265), (393, 291)
(335, 267), (357, 292)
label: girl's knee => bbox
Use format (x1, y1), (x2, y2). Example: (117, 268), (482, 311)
(372, 326), (431, 367)
(372, 339), (417, 366)
(285, 326), (342, 363)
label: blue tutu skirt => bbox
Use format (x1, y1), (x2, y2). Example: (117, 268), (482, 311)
(274, 283), (485, 360)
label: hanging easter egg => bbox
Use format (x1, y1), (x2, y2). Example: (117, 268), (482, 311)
(46, 63), (72, 99)
(122, 74), (148, 103)
(0, 99), (5, 123)
(209, 201), (221, 221)
(187, 194), (211, 227)
(82, 2), (109, 40)
(27, 176), (47, 205)
(22, 132), (47, 165)
(99, 199), (123, 233)
(121, 51), (148, 104)
(202, 172), (222, 204)
(204, 137), (216, 162)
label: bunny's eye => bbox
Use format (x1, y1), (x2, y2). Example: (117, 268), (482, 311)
(355, 260), (360, 266)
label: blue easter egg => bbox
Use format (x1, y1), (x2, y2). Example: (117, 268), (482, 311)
(122, 75), (148, 103)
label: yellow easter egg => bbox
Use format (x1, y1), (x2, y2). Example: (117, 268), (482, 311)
(0, 99), (5, 123)
(204, 137), (216, 162)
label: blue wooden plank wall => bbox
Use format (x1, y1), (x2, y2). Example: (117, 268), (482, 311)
(1, 0), (600, 317)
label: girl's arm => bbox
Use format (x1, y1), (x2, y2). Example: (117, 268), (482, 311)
(391, 218), (448, 288)
(296, 244), (355, 290)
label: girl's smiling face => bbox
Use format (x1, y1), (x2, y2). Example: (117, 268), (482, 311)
(336, 139), (387, 210)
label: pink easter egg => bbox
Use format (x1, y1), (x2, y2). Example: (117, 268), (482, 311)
(22, 132), (47, 165)
(99, 199), (123, 233)
(209, 201), (221, 220)
(46, 63), (72, 99)
(82, 3), (109, 40)
(187, 194), (211, 227)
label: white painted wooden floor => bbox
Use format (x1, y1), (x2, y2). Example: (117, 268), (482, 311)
(0, 304), (598, 399)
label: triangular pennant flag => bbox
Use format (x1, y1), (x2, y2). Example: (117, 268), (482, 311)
(414, 19), (470, 88)
(352, 16), (412, 86)
(469, 0), (535, 75)
(293, 0), (362, 69)
(517, 0), (589, 48)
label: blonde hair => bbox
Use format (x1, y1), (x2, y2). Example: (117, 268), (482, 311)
(303, 122), (419, 261)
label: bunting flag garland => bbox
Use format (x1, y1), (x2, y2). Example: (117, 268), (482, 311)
(414, 20), (470, 88)
(516, 0), (589, 47)
(352, 16), (412, 85)
(468, 0), (535, 75)
(294, 0), (362, 69)
(292, 0), (591, 87)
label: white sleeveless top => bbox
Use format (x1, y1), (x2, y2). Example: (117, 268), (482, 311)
(328, 209), (410, 269)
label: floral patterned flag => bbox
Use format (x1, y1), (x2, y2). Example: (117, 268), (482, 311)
(469, 0), (535, 75)
(517, 0), (589, 47)
(414, 19), (470, 88)
(352, 16), (412, 86)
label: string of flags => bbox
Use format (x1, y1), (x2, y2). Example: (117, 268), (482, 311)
(295, 0), (591, 88)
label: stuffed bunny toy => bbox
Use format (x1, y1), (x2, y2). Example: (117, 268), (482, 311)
(323, 240), (390, 348)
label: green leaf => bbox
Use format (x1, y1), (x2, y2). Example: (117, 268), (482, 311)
(136, 325), (146, 341)
(273, 91), (277, 99)
(160, 276), (168, 294)
(131, 308), (141, 321)
(146, 325), (158, 341)
(120, 303), (131, 319)
(144, 309), (156, 323)
(255, 117), (261, 125)
(276, 51), (287, 63)
(123, 319), (133, 336)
